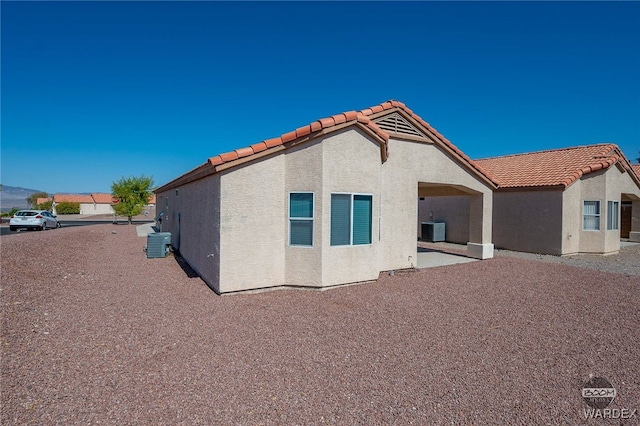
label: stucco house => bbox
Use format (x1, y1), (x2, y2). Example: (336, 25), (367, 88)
(155, 100), (496, 294)
(90, 193), (117, 215)
(52, 194), (95, 215)
(419, 144), (640, 255)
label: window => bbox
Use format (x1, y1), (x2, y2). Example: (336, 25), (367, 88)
(330, 194), (372, 246)
(607, 201), (619, 230)
(289, 192), (313, 246)
(583, 201), (600, 231)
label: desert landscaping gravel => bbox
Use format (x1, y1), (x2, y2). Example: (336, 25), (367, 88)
(1, 224), (639, 425)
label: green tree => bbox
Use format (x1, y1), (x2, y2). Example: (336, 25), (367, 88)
(27, 191), (49, 208)
(111, 175), (154, 224)
(36, 199), (54, 211)
(56, 201), (80, 214)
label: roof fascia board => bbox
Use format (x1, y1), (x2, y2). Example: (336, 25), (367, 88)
(385, 132), (431, 144)
(495, 185), (566, 193)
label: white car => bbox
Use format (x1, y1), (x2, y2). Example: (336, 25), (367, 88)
(9, 210), (61, 231)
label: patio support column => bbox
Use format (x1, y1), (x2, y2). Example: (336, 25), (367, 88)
(630, 199), (640, 243)
(467, 192), (494, 259)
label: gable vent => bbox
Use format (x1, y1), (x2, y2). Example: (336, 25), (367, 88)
(374, 113), (425, 138)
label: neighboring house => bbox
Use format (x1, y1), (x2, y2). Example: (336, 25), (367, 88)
(52, 193), (120, 215)
(420, 144), (640, 255)
(36, 197), (52, 206)
(90, 193), (117, 215)
(52, 194), (95, 215)
(155, 100), (497, 294)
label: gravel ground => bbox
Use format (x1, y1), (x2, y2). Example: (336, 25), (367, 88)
(2, 225), (639, 425)
(419, 241), (640, 277)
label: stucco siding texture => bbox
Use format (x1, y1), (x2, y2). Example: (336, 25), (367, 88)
(91, 204), (115, 215)
(156, 175), (222, 292)
(321, 129), (382, 287)
(380, 139), (493, 271)
(577, 170), (608, 253)
(561, 182), (581, 255)
(219, 155), (286, 293)
(492, 191), (563, 255)
(576, 166), (640, 254)
(418, 196), (470, 244)
(285, 140), (323, 287)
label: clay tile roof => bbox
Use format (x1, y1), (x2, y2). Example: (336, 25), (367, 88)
(36, 197), (52, 205)
(295, 125), (312, 138)
(251, 142), (268, 154)
(209, 155), (224, 166)
(148, 195), (156, 204)
(234, 146), (254, 158)
(632, 164), (640, 179)
(331, 113), (347, 125)
(264, 137), (282, 149)
(319, 117), (335, 128)
(156, 99), (497, 193)
(281, 130), (298, 143)
(53, 194), (94, 203)
(91, 193), (113, 204)
(219, 151), (239, 162)
(310, 121), (322, 132)
(474, 144), (626, 189)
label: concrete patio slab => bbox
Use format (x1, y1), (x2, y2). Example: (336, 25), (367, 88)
(416, 249), (478, 269)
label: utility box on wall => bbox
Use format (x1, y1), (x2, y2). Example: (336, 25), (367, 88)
(421, 222), (445, 242)
(146, 232), (172, 258)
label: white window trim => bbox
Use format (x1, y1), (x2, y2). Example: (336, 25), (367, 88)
(607, 200), (620, 231)
(288, 192), (314, 248)
(330, 192), (374, 247)
(582, 200), (601, 231)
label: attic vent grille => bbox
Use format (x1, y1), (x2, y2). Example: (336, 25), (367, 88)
(374, 113), (425, 137)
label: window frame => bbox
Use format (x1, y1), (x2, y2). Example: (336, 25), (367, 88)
(288, 192), (314, 247)
(330, 192), (373, 246)
(582, 200), (601, 231)
(607, 200), (619, 231)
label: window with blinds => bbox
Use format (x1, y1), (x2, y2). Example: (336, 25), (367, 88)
(289, 192), (314, 246)
(607, 201), (619, 230)
(583, 200), (601, 231)
(330, 194), (372, 246)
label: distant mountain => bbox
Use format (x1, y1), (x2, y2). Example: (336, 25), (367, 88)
(0, 185), (47, 212)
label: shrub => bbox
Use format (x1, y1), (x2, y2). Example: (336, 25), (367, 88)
(56, 201), (80, 214)
(36, 200), (53, 211)
(1, 208), (20, 218)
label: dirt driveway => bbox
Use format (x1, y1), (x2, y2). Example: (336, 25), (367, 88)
(1, 225), (639, 424)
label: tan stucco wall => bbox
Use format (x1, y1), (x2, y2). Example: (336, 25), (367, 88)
(320, 128), (382, 287)
(156, 175), (222, 292)
(561, 182), (581, 255)
(79, 203), (93, 215)
(284, 140), (323, 287)
(561, 166), (640, 255)
(91, 204), (115, 215)
(218, 155), (286, 293)
(492, 190), (564, 255)
(417, 196), (470, 244)
(379, 138), (493, 271)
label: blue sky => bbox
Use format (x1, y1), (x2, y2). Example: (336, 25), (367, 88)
(2, 1), (639, 194)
